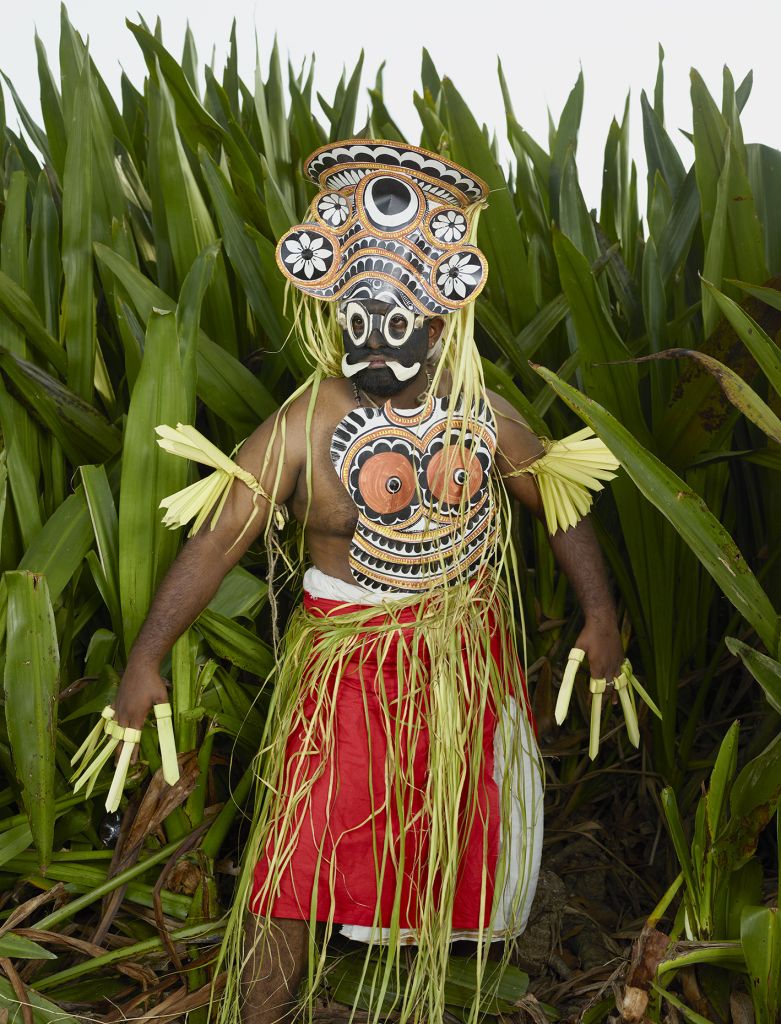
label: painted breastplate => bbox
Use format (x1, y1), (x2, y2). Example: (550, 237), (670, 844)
(330, 395), (497, 594)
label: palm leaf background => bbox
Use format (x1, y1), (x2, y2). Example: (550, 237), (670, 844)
(0, 11), (778, 1022)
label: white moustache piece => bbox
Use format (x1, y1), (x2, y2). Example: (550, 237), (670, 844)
(341, 355), (370, 377)
(341, 355), (421, 382)
(385, 360), (420, 381)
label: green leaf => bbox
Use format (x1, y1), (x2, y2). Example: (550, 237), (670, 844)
(701, 132), (731, 337)
(559, 151), (601, 272)
(34, 32), (67, 179)
(0, 379), (43, 548)
(691, 70), (767, 292)
(717, 732), (781, 870)
(0, 270), (66, 375)
(254, 38), (294, 211)
(0, 977), (79, 1023)
(4, 571), (60, 871)
(1, 171), (28, 294)
(119, 311), (189, 653)
(0, 932), (57, 959)
(641, 89), (685, 197)
(550, 70), (584, 222)
(632, 346), (781, 445)
(151, 69), (237, 356)
(199, 148), (287, 349)
(747, 143), (781, 275)
(657, 168), (700, 284)
(0, 349), (122, 464)
(726, 637), (781, 715)
(0, 822), (34, 869)
(335, 51), (364, 138)
(195, 608), (273, 676)
(660, 787), (700, 930)
(480, 358), (548, 437)
(175, 239), (220, 407)
(80, 464), (121, 641)
(28, 172), (62, 341)
(531, 363), (780, 655)
(552, 229), (649, 441)
(442, 77), (536, 331)
(702, 279), (781, 397)
(94, 243), (275, 431)
(20, 485), (94, 599)
(706, 720), (739, 841)
(125, 19), (223, 149)
(741, 906), (781, 1024)
(61, 51), (95, 401)
(208, 566), (268, 620)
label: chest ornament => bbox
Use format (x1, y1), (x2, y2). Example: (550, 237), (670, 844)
(330, 396), (497, 594)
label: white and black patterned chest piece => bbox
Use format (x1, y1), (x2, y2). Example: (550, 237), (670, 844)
(330, 395), (497, 594)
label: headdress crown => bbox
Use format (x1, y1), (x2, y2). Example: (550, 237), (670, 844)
(275, 139), (490, 316)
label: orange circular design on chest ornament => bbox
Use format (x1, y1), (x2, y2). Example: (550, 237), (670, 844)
(358, 452), (417, 514)
(426, 446), (483, 505)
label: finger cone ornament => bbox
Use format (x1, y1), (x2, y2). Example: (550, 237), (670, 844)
(70, 702), (180, 811)
(560, 651), (663, 757)
(70, 704), (115, 773)
(276, 140), (490, 315)
(105, 727), (142, 813)
(554, 654), (661, 760)
(555, 647), (585, 725)
(588, 677), (607, 760)
(154, 703), (180, 786)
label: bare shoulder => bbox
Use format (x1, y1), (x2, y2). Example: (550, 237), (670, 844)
(484, 388), (545, 471)
(233, 382), (318, 474)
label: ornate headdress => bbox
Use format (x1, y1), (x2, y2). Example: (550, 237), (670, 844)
(275, 140), (489, 316)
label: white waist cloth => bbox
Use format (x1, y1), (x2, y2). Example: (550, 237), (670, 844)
(302, 567), (543, 945)
(303, 566), (388, 605)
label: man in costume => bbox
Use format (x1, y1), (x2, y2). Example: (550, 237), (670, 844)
(96, 141), (633, 1023)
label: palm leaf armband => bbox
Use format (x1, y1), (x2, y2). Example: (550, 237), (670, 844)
(155, 423), (287, 542)
(70, 702), (180, 811)
(508, 427), (620, 534)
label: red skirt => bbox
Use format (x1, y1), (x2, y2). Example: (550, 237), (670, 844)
(249, 591), (533, 931)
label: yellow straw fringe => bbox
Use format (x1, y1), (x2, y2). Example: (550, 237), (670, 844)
(155, 424), (285, 536)
(510, 427), (620, 534)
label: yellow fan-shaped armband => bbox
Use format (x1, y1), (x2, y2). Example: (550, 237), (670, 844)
(155, 423), (287, 539)
(512, 427), (620, 534)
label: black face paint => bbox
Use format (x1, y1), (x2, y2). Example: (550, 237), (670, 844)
(339, 299), (430, 397)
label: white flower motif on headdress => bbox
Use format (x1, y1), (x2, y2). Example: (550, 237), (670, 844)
(430, 209), (467, 243)
(317, 192), (350, 226)
(283, 233), (332, 280)
(437, 252), (481, 298)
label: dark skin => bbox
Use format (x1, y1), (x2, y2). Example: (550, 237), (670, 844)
(114, 301), (623, 1023)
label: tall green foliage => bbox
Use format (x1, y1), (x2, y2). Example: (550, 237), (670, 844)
(0, 10), (778, 1021)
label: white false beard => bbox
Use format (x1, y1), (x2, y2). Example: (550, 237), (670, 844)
(341, 355), (421, 382)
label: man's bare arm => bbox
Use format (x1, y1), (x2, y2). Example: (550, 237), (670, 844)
(114, 396), (308, 730)
(489, 390), (624, 682)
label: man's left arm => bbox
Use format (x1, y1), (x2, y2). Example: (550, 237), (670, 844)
(489, 391), (624, 686)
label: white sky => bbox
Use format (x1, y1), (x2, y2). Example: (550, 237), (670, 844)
(1, 0), (780, 207)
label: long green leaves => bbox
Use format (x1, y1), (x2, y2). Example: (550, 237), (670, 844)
(0, 16), (780, 1021)
(118, 311), (189, 652)
(3, 571), (60, 871)
(61, 52), (94, 401)
(533, 364), (780, 656)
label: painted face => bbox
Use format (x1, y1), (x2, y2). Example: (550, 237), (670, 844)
(338, 297), (430, 397)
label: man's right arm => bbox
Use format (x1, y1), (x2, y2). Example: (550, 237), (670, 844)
(113, 398), (306, 731)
